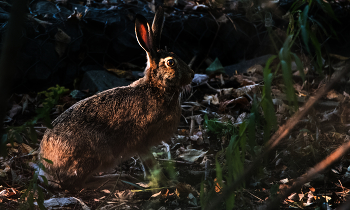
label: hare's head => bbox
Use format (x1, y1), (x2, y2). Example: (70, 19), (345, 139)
(135, 7), (194, 91)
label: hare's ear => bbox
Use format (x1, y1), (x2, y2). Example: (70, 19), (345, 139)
(135, 14), (154, 53)
(152, 7), (165, 50)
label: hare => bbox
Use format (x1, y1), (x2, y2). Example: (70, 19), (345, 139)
(36, 7), (194, 190)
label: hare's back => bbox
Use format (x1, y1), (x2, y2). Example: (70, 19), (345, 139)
(41, 85), (168, 151)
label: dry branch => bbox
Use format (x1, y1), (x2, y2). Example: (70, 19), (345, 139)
(205, 63), (350, 210)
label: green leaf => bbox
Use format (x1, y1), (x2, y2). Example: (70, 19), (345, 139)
(27, 193), (34, 209)
(38, 162), (45, 171)
(37, 187), (46, 210)
(42, 158), (53, 165)
(317, 16), (338, 37)
(215, 155), (223, 189)
(40, 175), (48, 187)
(310, 32), (323, 74)
(302, 5), (309, 25)
(226, 192), (235, 210)
(14, 132), (23, 143)
(206, 58), (225, 75)
(164, 161), (176, 180)
(309, 17), (328, 36)
(315, 0), (339, 23)
(281, 60), (297, 107)
(33, 172), (39, 183)
(300, 26), (310, 54)
(263, 55), (277, 79)
(299, 6), (310, 53)
(238, 121), (247, 137)
(291, 53), (305, 82)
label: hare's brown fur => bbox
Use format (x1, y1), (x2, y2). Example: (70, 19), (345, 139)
(38, 21), (194, 190)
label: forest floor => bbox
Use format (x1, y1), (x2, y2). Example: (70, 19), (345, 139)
(2, 54), (350, 210)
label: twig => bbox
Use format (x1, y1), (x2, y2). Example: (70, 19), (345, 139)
(37, 184), (50, 194)
(184, 89), (197, 102)
(205, 63), (350, 210)
(96, 175), (121, 210)
(157, 159), (192, 165)
(188, 55), (197, 69)
(189, 117), (195, 136)
(33, 127), (47, 129)
(205, 82), (220, 92)
(243, 188), (264, 202)
(265, 139), (350, 210)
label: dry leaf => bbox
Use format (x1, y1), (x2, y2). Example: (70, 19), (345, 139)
(177, 148), (207, 163)
(0, 164), (10, 177)
(235, 84), (259, 97)
(8, 104), (22, 118)
(21, 143), (34, 154)
(192, 74), (209, 85)
(203, 94), (219, 105)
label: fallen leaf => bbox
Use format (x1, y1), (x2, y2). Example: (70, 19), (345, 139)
(177, 148), (207, 163)
(151, 191), (162, 198)
(0, 164), (10, 177)
(192, 74), (209, 85)
(175, 183), (193, 199)
(203, 94), (219, 105)
(8, 104), (22, 118)
(20, 143), (34, 154)
(219, 97), (250, 112)
(235, 84), (259, 97)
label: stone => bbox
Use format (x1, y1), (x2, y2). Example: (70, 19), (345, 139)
(79, 70), (131, 93)
(224, 54), (274, 76)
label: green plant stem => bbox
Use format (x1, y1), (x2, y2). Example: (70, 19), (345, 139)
(205, 63), (350, 210)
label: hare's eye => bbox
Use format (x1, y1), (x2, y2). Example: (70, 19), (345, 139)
(166, 59), (176, 67)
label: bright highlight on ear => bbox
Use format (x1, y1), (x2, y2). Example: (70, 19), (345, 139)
(135, 14), (153, 53)
(139, 25), (148, 46)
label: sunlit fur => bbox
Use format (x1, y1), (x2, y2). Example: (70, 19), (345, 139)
(37, 8), (194, 190)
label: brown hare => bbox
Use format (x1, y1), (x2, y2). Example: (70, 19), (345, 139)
(36, 7), (194, 190)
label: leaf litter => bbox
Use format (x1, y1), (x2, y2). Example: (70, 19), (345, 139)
(2, 9), (350, 210)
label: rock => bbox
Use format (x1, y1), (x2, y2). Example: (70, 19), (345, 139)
(34, 197), (77, 208)
(79, 70), (131, 93)
(224, 54), (274, 76)
(70, 90), (88, 100)
(132, 71), (143, 79)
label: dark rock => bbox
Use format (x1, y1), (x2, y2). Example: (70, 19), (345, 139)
(79, 70), (131, 93)
(0, 7), (9, 20)
(34, 1), (60, 16)
(70, 89), (88, 100)
(224, 54), (274, 76)
(132, 71), (143, 79)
